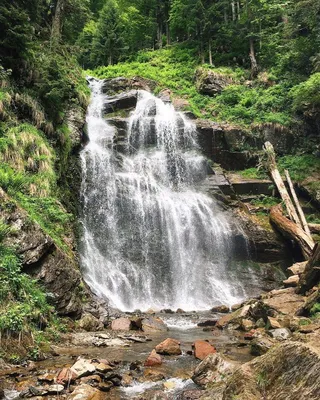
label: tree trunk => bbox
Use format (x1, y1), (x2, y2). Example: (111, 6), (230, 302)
(51, 0), (64, 46)
(237, 1), (241, 19)
(285, 169), (313, 241)
(157, 24), (163, 49)
(166, 21), (171, 45)
(224, 7), (228, 23)
(298, 244), (320, 294)
(309, 224), (320, 234)
(249, 38), (258, 78)
(231, 1), (236, 21)
(270, 205), (314, 260)
(209, 41), (213, 65)
(264, 142), (302, 228)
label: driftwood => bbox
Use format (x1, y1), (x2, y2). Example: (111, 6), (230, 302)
(270, 204), (314, 260)
(284, 169), (313, 241)
(264, 142), (302, 228)
(309, 224), (320, 234)
(298, 244), (320, 294)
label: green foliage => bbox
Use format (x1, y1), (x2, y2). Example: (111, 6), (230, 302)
(278, 155), (320, 182)
(250, 195), (280, 208)
(291, 73), (320, 112)
(16, 195), (73, 254)
(238, 168), (268, 180)
(0, 221), (66, 361)
(211, 82), (293, 126)
(90, 0), (123, 67)
(0, 244), (52, 333)
(310, 302), (320, 317)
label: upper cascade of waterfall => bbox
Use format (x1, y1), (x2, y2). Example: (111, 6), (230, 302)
(80, 78), (249, 312)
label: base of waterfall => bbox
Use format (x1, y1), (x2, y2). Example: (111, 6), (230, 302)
(2, 286), (320, 400)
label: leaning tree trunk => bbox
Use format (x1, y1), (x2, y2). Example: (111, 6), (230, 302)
(249, 38), (259, 78)
(209, 41), (213, 65)
(264, 142), (302, 228)
(270, 204), (314, 260)
(298, 244), (320, 294)
(285, 169), (313, 240)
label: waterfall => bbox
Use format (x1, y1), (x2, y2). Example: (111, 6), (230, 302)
(80, 78), (248, 312)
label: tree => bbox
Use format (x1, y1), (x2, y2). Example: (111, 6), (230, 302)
(91, 0), (124, 66)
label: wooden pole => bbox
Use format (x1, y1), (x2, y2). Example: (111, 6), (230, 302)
(284, 169), (313, 241)
(263, 142), (302, 228)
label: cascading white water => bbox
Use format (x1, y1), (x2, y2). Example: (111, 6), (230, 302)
(80, 79), (248, 311)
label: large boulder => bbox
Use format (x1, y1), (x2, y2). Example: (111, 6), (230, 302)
(192, 353), (236, 387)
(111, 317), (134, 331)
(141, 317), (168, 332)
(101, 76), (157, 95)
(195, 68), (233, 96)
(103, 91), (138, 115)
(234, 208), (291, 264)
(155, 338), (182, 355)
(223, 341), (320, 400)
(78, 314), (104, 332)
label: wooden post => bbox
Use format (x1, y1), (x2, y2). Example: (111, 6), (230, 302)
(285, 169), (313, 241)
(263, 142), (302, 228)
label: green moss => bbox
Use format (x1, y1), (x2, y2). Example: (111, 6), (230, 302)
(15, 194), (73, 254)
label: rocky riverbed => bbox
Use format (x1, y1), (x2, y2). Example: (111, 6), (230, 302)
(1, 283), (320, 400)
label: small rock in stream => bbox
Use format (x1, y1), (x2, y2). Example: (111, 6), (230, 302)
(145, 349), (163, 366)
(211, 305), (230, 313)
(47, 384), (64, 394)
(70, 358), (96, 379)
(155, 338), (182, 355)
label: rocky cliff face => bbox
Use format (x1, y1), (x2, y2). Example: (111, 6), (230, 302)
(0, 189), (84, 317)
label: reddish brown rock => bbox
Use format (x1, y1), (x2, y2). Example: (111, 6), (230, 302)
(155, 338), (182, 355)
(144, 349), (163, 367)
(111, 317), (133, 331)
(56, 368), (77, 385)
(193, 340), (216, 360)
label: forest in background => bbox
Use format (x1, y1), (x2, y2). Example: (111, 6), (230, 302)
(0, 0), (320, 361)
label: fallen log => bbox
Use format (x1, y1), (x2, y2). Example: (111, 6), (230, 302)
(270, 204), (314, 260)
(309, 224), (320, 234)
(264, 142), (302, 228)
(298, 244), (320, 294)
